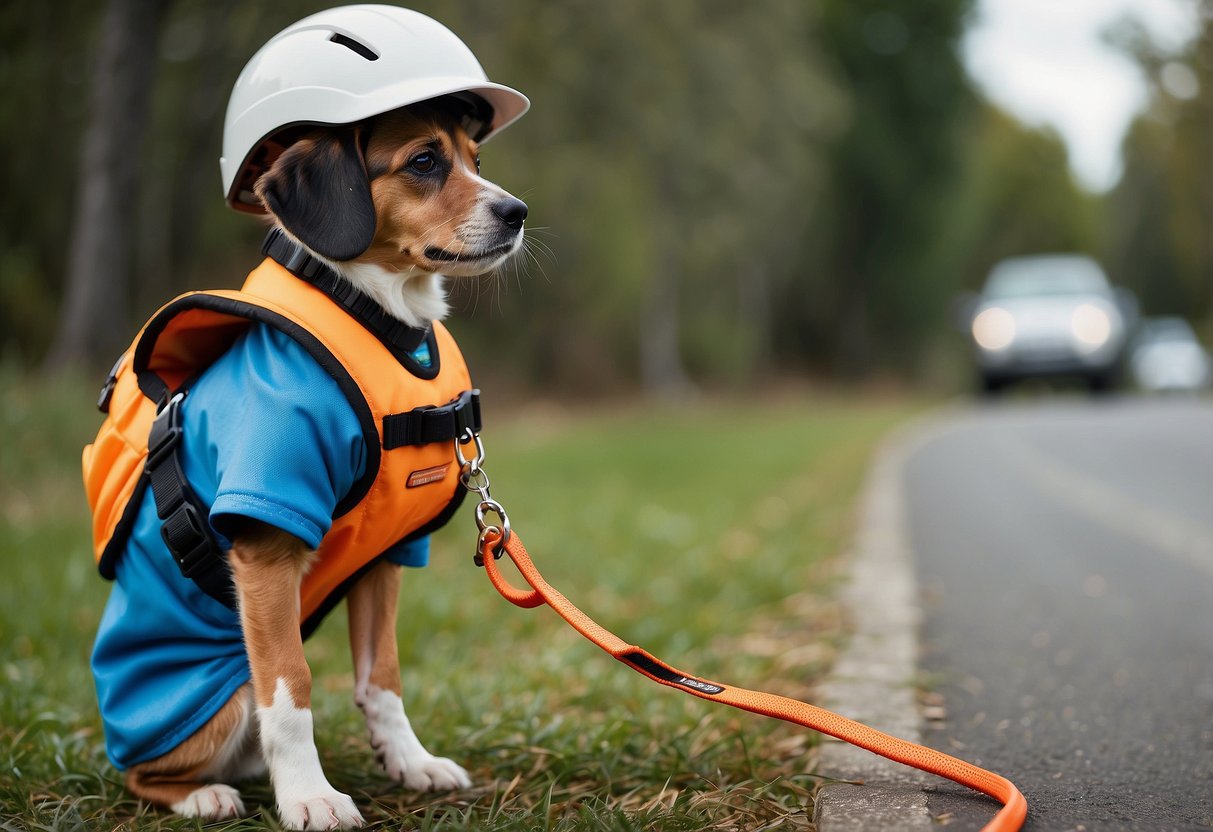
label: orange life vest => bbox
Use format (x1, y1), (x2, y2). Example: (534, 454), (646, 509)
(83, 241), (478, 633)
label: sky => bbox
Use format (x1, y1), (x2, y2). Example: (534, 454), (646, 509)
(962, 0), (1200, 192)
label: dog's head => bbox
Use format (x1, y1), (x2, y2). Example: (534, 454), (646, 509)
(254, 98), (526, 323)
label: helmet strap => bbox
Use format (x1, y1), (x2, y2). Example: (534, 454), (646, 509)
(447, 92), (496, 142)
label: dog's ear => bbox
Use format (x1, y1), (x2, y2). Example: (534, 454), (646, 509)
(255, 127), (376, 262)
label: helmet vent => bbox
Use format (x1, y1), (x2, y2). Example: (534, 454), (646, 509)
(329, 33), (379, 61)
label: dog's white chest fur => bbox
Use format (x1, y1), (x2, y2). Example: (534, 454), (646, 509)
(337, 263), (449, 330)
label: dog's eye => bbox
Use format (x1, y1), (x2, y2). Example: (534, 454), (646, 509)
(475, 155), (481, 174)
(408, 152), (436, 173)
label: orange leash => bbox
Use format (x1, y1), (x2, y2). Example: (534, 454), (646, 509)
(455, 431), (1027, 830)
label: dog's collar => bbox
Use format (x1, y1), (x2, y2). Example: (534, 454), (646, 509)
(262, 228), (430, 356)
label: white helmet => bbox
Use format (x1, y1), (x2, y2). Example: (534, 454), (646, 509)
(220, 4), (529, 212)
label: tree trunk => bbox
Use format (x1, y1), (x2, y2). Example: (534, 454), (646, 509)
(833, 205), (873, 380)
(737, 262), (772, 379)
(836, 276), (872, 379)
(140, 0), (239, 310)
(46, 0), (172, 370)
(639, 252), (695, 399)
(1205, 76), (1213, 331)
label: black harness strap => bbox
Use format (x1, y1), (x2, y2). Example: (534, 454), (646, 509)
(383, 389), (481, 450)
(146, 392), (236, 608)
(262, 228), (432, 363)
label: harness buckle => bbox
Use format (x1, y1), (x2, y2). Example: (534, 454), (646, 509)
(97, 352), (126, 414)
(160, 501), (215, 577)
(382, 390), (482, 450)
(147, 392), (186, 470)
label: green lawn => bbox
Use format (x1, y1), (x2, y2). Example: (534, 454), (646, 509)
(0, 370), (914, 831)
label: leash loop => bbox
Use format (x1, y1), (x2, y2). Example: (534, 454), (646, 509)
(479, 529), (544, 608)
(476, 526), (506, 564)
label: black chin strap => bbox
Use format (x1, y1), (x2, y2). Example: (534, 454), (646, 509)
(262, 228), (430, 356)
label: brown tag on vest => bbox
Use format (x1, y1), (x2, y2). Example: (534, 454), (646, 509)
(407, 463), (450, 488)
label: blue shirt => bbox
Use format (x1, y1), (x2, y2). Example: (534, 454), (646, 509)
(91, 324), (429, 770)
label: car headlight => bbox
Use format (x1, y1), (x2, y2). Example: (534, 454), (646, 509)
(972, 307), (1016, 351)
(1071, 304), (1111, 350)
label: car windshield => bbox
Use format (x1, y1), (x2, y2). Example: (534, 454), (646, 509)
(1139, 318), (1196, 345)
(983, 258), (1109, 300)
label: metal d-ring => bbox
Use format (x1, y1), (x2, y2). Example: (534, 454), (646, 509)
(460, 465), (491, 497)
(475, 498), (512, 544)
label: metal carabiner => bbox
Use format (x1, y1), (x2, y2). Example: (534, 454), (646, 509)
(454, 427), (485, 474)
(455, 428), (512, 566)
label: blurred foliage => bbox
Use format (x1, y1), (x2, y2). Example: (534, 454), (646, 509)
(806, 0), (975, 378)
(0, 0), (98, 364)
(1102, 2), (1213, 334)
(0, 0), (1207, 390)
(934, 105), (1101, 327)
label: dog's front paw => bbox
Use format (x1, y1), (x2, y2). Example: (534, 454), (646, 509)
(277, 787), (364, 831)
(360, 686), (472, 792)
(172, 783), (245, 820)
(387, 751), (472, 792)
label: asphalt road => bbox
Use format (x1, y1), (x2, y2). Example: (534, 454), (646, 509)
(904, 398), (1213, 831)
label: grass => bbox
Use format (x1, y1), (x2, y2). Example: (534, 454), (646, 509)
(0, 368), (916, 831)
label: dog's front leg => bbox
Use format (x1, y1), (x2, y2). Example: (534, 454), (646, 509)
(229, 522), (364, 830)
(347, 559), (471, 791)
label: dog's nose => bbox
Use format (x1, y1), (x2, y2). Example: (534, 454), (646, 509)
(492, 197), (528, 230)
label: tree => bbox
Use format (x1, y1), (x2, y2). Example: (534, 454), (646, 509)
(1103, 7), (1213, 329)
(0, 0), (101, 363)
(808, 0), (975, 377)
(942, 105), (1098, 290)
(415, 0), (842, 395)
(46, 0), (173, 369)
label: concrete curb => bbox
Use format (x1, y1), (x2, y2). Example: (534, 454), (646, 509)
(813, 416), (953, 830)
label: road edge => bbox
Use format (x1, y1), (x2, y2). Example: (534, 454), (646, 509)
(813, 414), (956, 830)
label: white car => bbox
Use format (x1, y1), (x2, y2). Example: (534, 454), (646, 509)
(1130, 317), (1211, 393)
(968, 255), (1129, 393)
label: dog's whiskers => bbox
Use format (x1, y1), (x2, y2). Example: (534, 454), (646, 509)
(416, 214), (459, 242)
(523, 239), (555, 269)
(519, 235), (554, 286)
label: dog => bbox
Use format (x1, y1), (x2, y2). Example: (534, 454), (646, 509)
(107, 98), (527, 829)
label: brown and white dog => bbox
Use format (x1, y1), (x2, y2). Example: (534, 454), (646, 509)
(123, 100), (526, 829)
